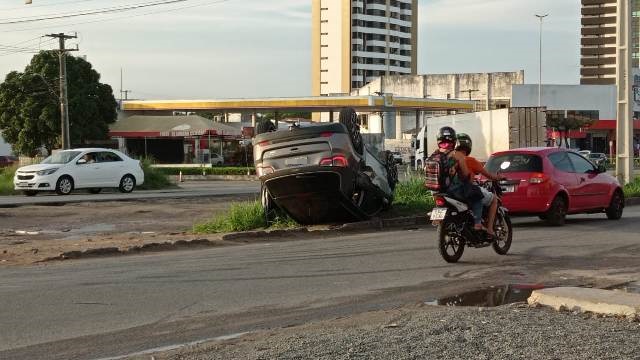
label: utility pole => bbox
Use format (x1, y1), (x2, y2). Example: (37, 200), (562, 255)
(46, 33), (78, 150)
(535, 14), (549, 108)
(616, 0), (633, 184)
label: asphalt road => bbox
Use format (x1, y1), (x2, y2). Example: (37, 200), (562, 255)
(0, 180), (260, 207)
(1, 206), (640, 360)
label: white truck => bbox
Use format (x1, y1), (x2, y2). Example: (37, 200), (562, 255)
(413, 107), (547, 169)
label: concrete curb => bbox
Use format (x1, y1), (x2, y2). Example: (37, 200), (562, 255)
(528, 287), (640, 318)
(626, 197), (640, 206)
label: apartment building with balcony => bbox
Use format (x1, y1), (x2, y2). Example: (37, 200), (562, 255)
(581, 0), (640, 85)
(311, 0), (418, 96)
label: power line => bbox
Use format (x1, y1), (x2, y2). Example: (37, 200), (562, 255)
(1, 0), (232, 33)
(0, 0), (99, 11)
(0, 0), (188, 25)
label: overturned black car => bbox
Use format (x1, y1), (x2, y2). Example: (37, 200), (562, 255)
(253, 108), (398, 224)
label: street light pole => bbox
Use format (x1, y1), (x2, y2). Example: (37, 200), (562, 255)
(535, 14), (549, 108)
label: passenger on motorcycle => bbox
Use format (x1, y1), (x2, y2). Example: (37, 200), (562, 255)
(433, 127), (485, 232)
(455, 133), (501, 237)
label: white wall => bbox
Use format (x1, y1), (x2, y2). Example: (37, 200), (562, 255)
(511, 84), (616, 120)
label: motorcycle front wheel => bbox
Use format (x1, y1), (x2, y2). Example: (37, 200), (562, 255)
(437, 221), (465, 263)
(492, 212), (513, 255)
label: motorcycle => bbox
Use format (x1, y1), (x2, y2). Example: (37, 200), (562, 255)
(429, 179), (513, 263)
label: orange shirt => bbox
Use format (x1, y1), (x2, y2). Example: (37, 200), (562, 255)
(465, 156), (484, 177)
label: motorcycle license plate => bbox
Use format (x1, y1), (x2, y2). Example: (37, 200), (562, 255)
(430, 208), (447, 220)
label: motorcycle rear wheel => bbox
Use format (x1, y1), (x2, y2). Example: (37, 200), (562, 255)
(437, 222), (465, 263)
(492, 212), (512, 255)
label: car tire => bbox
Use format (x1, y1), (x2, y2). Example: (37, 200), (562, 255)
(605, 190), (624, 220)
(119, 174), (136, 193)
(339, 108), (364, 155)
(545, 195), (567, 226)
(256, 119), (276, 135)
(55, 175), (74, 195)
(23, 190), (37, 197)
(384, 150), (398, 192)
(89, 188), (102, 194)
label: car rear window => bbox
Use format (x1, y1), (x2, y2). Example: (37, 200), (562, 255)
(486, 153), (543, 173)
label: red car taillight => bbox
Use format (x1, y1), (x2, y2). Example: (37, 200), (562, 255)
(529, 172), (548, 184)
(319, 155), (348, 167)
(434, 196), (446, 207)
(320, 132), (334, 138)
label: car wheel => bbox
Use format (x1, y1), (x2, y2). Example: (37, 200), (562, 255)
(23, 190), (37, 197)
(256, 119), (276, 135)
(55, 176), (74, 195)
(339, 108), (364, 155)
(119, 174), (136, 193)
(545, 195), (567, 226)
(384, 151), (398, 192)
(605, 190), (624, 220)
(89, 188), (102, 194)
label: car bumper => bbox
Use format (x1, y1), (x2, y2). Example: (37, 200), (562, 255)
(13, 174), (56, 191)
(261, 166), (362, 224)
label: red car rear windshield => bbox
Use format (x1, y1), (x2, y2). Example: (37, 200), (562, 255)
(486, 153), (543, 173)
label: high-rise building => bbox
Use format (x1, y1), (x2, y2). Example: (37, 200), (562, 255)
(580, 0), (640, 85)
(311, 0), (418, 96)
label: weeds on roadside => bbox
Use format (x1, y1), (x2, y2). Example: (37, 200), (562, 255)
(137, 157), (174, 190)
(624, 177), (640, 198)
(0, 166), (17, 195)
(193, 200), (298, 234)
(392, 174), (434, 215)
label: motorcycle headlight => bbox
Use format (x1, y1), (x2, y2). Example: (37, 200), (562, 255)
(36, 168), (59, 176)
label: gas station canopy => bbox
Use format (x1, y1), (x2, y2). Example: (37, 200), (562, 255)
(121, 95), (474, 113)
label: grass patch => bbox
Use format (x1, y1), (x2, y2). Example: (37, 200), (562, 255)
(138, 158), (174, 190)
(193, 200), (298, 234)
(624, 177), (640, 198)
(155, 167), (256, 176)
(392, 175), (434, 216)
(0, 166), (18, 195)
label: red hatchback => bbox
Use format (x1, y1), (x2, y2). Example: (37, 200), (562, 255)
(485, 147), (624, 225)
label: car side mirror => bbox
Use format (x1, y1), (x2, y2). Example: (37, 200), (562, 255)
(77, 159), (87, 165)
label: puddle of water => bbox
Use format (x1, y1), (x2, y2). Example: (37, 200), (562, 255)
(607, 282), (640, 294)
(425, 284), (546, 307)
(69, 224), (116, 234)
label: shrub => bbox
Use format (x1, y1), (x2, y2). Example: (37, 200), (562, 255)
(138, 158), (173, 190)
(393, 176), (434, 214)
(624, 177), (640, 198)
(0, 166), (17, 195)
(155, 167), (256, 176)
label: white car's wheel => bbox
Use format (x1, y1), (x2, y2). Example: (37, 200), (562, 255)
(119, 174), (136, 193)
(55, 176), (74, 195)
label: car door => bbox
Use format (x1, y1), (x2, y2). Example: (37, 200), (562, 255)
(73, 152), (101, 187)
(97, 151), (125, 186)
(547, 151), (581, 211)
(567, 152), (609, 209)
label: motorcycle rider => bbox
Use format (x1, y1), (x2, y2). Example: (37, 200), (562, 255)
(432, 127), (485, 232)
(455, 133), (501, 237)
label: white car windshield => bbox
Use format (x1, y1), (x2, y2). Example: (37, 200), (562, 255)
(41, 151), (82, 164)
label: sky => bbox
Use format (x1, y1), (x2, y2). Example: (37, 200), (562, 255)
(0, 0), (581, 100)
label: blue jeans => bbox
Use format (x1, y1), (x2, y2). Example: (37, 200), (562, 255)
(447, 183), (483, 225)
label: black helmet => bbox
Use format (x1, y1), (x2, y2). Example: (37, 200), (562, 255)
(436, 126), (456, 144)
(456, 133), (472, 154)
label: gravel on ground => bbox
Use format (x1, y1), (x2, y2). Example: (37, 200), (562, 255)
(146, 304), (640, 360)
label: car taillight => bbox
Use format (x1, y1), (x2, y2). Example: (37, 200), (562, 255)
(434, 196), (446, 207)
(256, 165), (274, 176)
(529, 172), (548, 184)
(320, 132), (334, 138)
(319, 155), (348, 167)
(258, 140), (270, 147)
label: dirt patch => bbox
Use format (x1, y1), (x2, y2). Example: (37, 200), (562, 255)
(0, 195), (253, 266)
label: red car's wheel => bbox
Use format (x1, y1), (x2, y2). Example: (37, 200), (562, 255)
(605, 191), (624, 220)
(545, 195), (567, 226)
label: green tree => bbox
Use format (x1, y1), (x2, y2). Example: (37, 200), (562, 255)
(546, 112), (597, 148)
(0, 51), (117, 156)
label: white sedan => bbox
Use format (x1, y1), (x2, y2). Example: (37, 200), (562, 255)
(14, 148), (145, 196)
